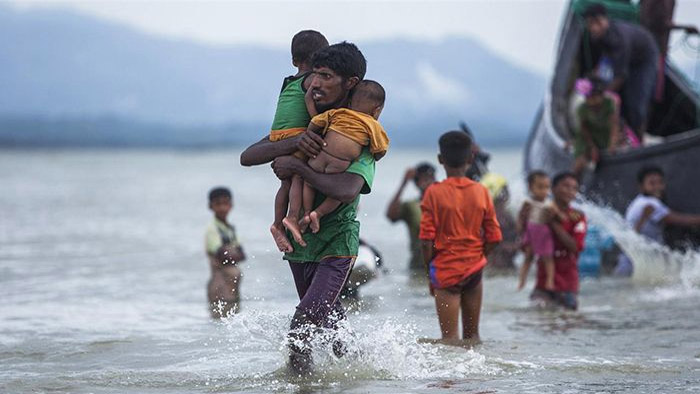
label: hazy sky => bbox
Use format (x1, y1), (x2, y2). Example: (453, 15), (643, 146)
(9, 0), (700, 74)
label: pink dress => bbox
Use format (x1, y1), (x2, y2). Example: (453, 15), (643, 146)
(522, 199), (554, 258)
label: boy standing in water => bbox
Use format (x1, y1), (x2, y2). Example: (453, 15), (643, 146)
(268, 30), (329, 253)
(205, 187), (246, 318)
(419, 131), (502, 345)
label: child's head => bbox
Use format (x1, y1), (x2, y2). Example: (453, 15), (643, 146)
(414, 162), (436, 192)
(551, 171), (579, 205)
(291, 30), (329, 69)
(637, 166), (665, 198)
(208, 187), (232, 220)
(349, 80), (385, 119)
(585, 77), (605, 106)
(438, 131), (472, 170)
(526, 170), (550, 201)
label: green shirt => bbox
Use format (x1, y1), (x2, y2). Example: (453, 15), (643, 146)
(284, 149), (375, 262)
(270, 73), (311, 132)
(205, 218), (239, 256)
(574, 97), (615, 156)
(399, 199), (424, 270)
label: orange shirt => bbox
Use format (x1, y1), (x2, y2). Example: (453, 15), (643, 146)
(419, 177), (502, 288)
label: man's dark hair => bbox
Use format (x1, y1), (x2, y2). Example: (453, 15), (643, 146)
(526, 170), (549, 186)
(208, 187), (232, 203)
(439, 131), (472, 168)
(311, 41), (367, 80)
(351, 80), (385, 107)
(552, 171), (578, 187)
(637, 166), (664, 184)
(415, 162), (436, 182)
(582, 3), (607, 19)
(291, 30), (329, 65)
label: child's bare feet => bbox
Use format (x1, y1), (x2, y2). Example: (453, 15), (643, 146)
(309, 211), (321, 233)
(282, 217), (306, 247)
(298, 215), (311, 233)
(270, 224), (293, 253)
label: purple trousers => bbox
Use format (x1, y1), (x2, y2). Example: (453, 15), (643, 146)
(287, 257), (354, 357)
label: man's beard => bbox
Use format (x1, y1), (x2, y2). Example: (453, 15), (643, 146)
(315, 94), (348, 113)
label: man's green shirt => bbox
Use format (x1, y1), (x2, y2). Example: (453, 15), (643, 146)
(284, 149), (375, 262)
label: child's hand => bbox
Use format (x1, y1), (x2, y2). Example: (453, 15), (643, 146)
(641, 204), (655, 219)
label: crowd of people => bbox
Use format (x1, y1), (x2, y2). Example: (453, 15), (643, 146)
(199, 2), (700, 376)
(569, 2), (697, 179)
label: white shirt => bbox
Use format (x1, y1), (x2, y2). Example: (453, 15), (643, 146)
(625, 194), (670, 243)
(527, 198), (550, 225)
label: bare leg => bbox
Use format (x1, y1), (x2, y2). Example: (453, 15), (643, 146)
(433, 288), (461, 341)
(572, 156), (587, 182)
(518, 247), (533, 290)
(283, 175), (306, 247)
(543, 256), (555, 290)
(299, 181), (316, 233)
(271, 179), (293, 253)
(208, 265), (241, 318)
(460, 280), (483, 344)
(309, 197), (342, 233)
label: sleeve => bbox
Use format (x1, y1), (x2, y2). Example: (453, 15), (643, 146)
(419, 187), (437, 240)
(482, 188), (503, 243)
(572, 212), (587, 253)
(345, 148), (375, 194)
(310, 111), (330, 129)
(205, 224), (222, 256)
(649, 198), (671, 223)
(368, 123), (390, 155)
(608, 29), (630, 80)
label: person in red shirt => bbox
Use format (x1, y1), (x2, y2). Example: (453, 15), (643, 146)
(419, 131), (502, 346)
(526, 172), (587, 311)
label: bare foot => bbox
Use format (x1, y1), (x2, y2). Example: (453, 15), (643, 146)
(298, 215), (311, 233)
(545, 280), (555, 291)
(282, 217), (306, 247)
(270, 224), (293, 253)
(309, 211), (321, 233)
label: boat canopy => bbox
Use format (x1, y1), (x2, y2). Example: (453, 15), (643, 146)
(572, 0), (638, 22)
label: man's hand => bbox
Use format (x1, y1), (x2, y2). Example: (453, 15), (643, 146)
(296, 130), (326, 158)
(685, 26), (699, 35)
(271, 155), (303, 180)
(404, 168), (417, 183)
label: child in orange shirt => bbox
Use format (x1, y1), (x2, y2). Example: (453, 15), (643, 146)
(419, 131), (502, 346)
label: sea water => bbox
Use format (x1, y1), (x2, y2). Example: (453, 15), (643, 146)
(1, 148), (699, 393)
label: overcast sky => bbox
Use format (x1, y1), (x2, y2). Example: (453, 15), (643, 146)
(9, 0), (700, 75)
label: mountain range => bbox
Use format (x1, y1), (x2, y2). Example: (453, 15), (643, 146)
(0, 5), (546, 148)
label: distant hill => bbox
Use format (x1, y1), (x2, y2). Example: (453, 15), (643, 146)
(0, 5), (546, 147)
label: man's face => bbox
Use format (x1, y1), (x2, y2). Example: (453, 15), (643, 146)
(586, 15), (609, 40)
(641, 173), (665, 198)
(553, 177), (579, 205)
(209, 196), (232, 220)
(415, 173), (436, 193)
(309, 66), (356, 112)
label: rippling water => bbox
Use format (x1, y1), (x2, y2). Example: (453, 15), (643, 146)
(1, 148), (699, 393)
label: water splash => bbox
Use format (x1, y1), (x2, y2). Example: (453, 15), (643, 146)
(577, 200), (700, 287)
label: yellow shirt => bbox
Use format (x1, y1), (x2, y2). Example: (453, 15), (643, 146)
(310, 108), (389, 155)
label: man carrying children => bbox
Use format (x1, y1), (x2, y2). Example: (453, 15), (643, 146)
(240, 40), (373, 375)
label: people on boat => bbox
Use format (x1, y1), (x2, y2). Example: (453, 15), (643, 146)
(614, 166), (700, 276)
(481, 173), (519, 272)
(419, 131), (502, 346)
(267, 30), (329, 254)
(639, 0), (699, 101)
(205, 187), (246, 318)
(572, 77), (621, 180)
(583, 3), (659, 140)
(578, 224), (614, 278)
(528, 172), (587, 311)
(240, 41), (373, 376)
(385, 163), (436, 272)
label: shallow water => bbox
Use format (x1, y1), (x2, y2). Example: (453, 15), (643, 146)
(1, 148), (699, 393)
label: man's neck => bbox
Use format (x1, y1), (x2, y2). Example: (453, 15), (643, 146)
(215, 215), (228, 224)
(554, 200), (569, 211)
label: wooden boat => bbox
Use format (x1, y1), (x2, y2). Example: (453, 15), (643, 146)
(524, 0), (700, 248)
